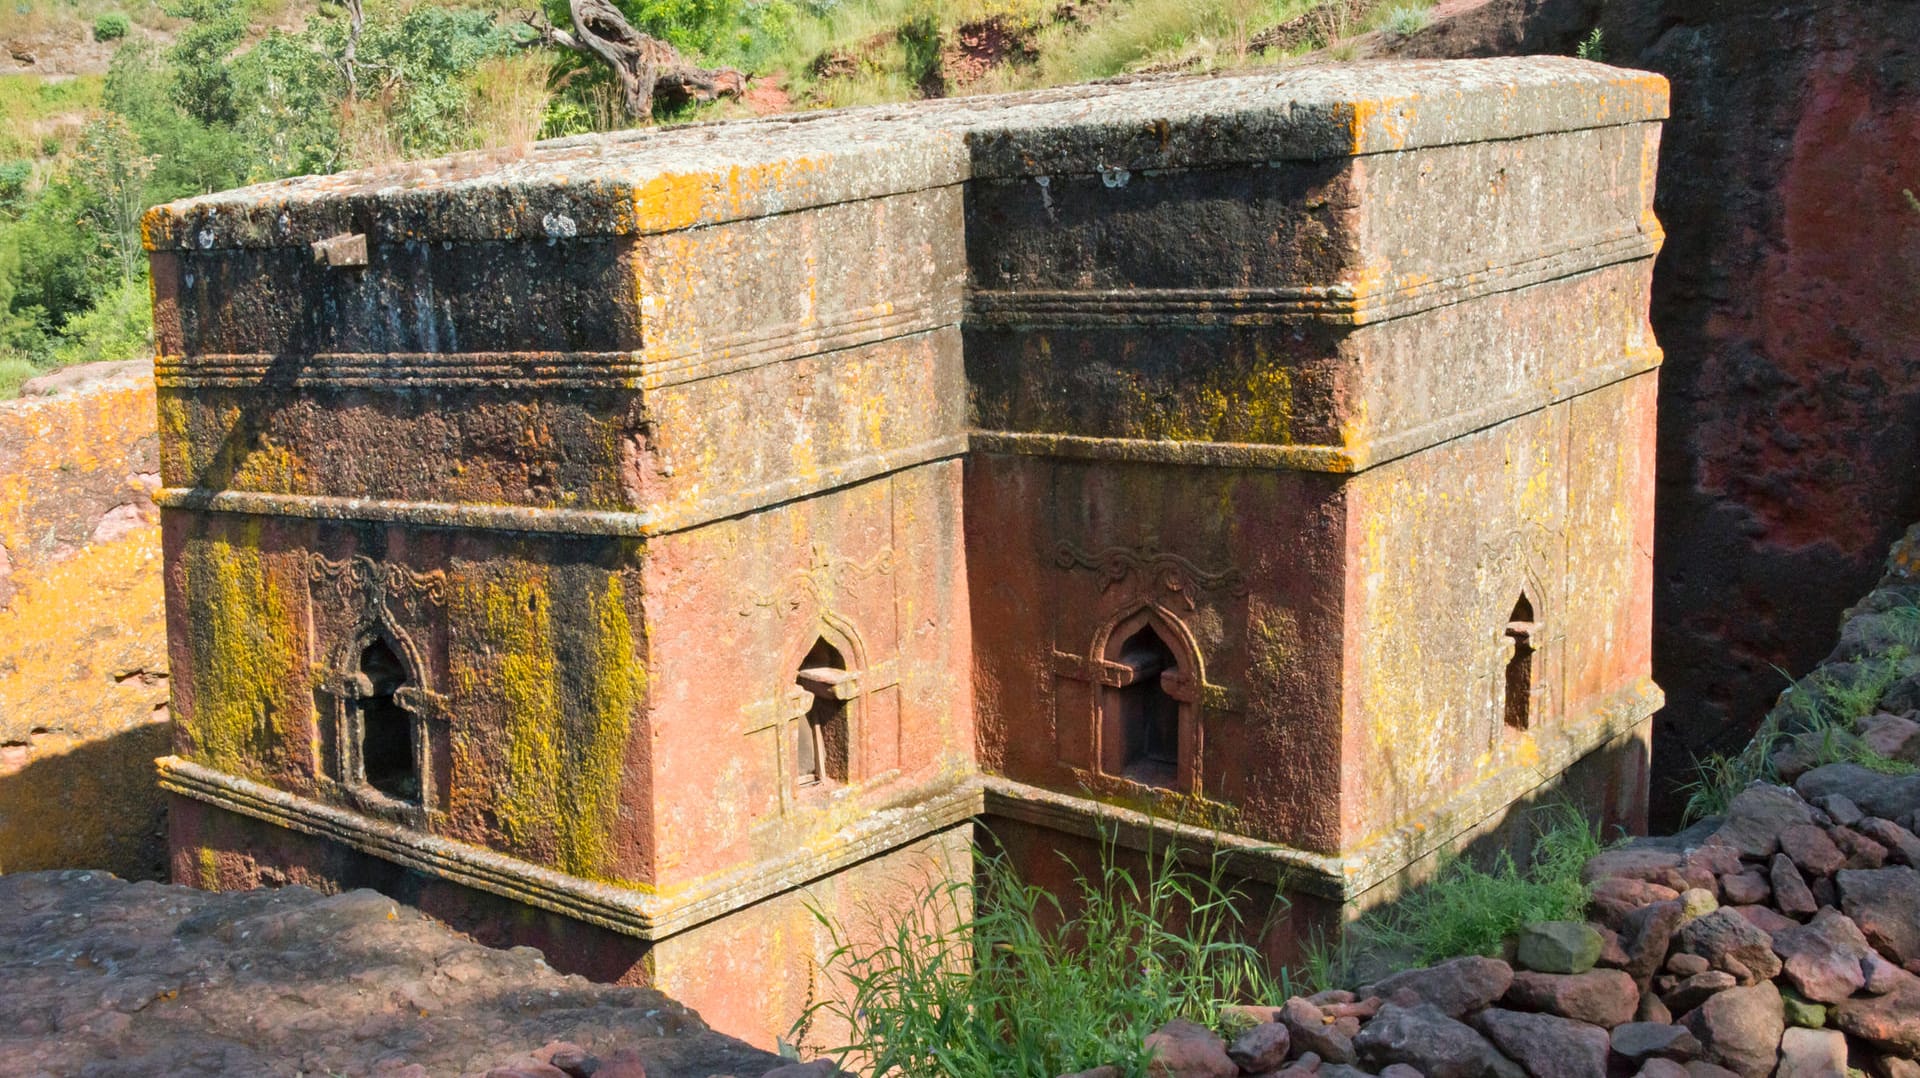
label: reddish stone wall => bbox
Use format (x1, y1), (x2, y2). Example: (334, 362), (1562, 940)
(0, 361), (168, 878)
(1388, 0), (1920, 823)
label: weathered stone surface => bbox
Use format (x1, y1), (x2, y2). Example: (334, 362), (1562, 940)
(1635, 1062), (1689, 1078)
(1770, 908), (1871, 1003)
(1623, 901), (1689, 986)
(1831, 827), (1890, 870)
(1833, 973), (1920, 1058)
(1777, 825), (1845, 878)
(1144, 1019), (1237, 1078)
(1504, 970), (1638, 1028)
(1769, 855), (1819, 918)
(1674, 910), (1782, 984)
(1368, 957), (1514, 1019)
(1728, 904), (1797, 935)
(1712, 788), (1815, 859)
(1798, 766), (1920, 824)
(0, 871), (784, 1076)
(0, 364), (168, 881)
(1814, 795), (1865, 828)
(1593, 879), (1684, 930)
(1473, 1008), (1607, 1078)
(1281, 997), (1357, 1065)
(1226, 1022), (1291, 1074)
(1679, 983), (1784, 1078)
(1717, 871), (1769, 906)
(1855, 817), (1920, 866)
(1775, 1028), (1846, 1078)
(1515, 922), (1604, 974)
(1355, 1003), (1505, 1078)
(1860, 714), (1920, 763)
(1663, 971), (1737, 1015)
(1836, 867), (1920, 966)
(1610, 1023), (1701, 1063)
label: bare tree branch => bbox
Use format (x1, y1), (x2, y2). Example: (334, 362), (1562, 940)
(519, 1), (744, 122)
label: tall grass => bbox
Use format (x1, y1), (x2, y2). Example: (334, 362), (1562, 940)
(467, 52), (551, 155)
(801, 831), (1291, 1077)
(1354, 803), (1603, 970)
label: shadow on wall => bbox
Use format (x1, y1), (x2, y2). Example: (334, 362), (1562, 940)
(0, 723), (171, 877)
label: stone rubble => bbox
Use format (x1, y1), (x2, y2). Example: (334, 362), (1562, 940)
(1122, 767), (1920, 1078)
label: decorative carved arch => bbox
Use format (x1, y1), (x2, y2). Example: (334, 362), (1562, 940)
(1092, 602), (1205, 794)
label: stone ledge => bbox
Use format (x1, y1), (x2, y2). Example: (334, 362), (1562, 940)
(157, 755), (983, 940)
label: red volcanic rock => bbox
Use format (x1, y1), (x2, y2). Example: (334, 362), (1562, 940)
(1504, 969), (1639, 1028)
(1679, 983), (1784, 1078)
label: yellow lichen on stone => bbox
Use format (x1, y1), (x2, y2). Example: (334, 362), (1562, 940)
(179, 525), (304, 782)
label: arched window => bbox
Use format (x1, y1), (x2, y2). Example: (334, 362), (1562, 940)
(1097, 612), (1195, 791)
(1503, 594), (1536, 731)
(794, 637), (852, 788)
(356, 638), (419, 803)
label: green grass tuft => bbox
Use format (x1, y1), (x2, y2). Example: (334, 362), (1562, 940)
(800, 830), (1292, 1077)
(1357, 803), (1602, 969)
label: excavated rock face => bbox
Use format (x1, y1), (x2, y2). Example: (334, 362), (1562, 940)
(0, 870), (784, 1078)
(0, 361), (169, 881)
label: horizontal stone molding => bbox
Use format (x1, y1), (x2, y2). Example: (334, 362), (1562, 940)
(981, 674), (1661, 903)
(971, 358), (1662, 475)
(968, 229), (1660, 329)
(155, 435), (966, 538)
(158, 755), (982, 941)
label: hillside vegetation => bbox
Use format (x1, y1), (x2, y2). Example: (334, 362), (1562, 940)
(0, 0), (1430, 396)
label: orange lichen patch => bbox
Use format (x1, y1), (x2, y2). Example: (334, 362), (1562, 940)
(0, 528), (168, 744)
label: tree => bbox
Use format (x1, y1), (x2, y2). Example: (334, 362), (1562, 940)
(522, 0), (744, 121)
(72, 115), (158, 284)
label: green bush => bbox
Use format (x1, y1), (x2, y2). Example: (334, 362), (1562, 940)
(93, 12), (132, 41)
(802, 832), (1290, 1076)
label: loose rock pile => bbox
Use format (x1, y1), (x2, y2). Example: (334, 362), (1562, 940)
(1106, 767), (1920, 1078)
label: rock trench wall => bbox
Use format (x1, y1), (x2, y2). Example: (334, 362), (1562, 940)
(0, 360), (169, 880)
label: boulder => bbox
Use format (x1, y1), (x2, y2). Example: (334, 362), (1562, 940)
(1832, 973), (1920, 1057)
(1366, 956), (1513, 1019)
(1610, 1022), (1701, 1063)
(1663, 971), (1736, 1015)
(1583, 848), (1691, 890)
(1855, 817), (1920, 866)
(1769, 908), (1871, 1003)
(1683, 1064), (1742, 1078)
(1143, 1019), (1237, 1078)
(1716, 871), (1769, 906)
(1591, 879), (1683, 930)
(1674, 910), (1782, 984)
(1777, 825), (1846, 878)
(1353, 1003), (1506, 1078)
(1774, 1028), (1847, 1078)
(1280, 997), (1356, 1065)
(1621, 901), (1688, 986)
(1768, 855), (1819, 918)
(1634, 1063), (1689, 1078)
(1859, 713), (1920, 763)
(1836, 866), (1920, 965)
(1813, 794), (1865, 828)
(1226, 1023), (1291, 1074)
(1678, 982), (1784, 1078)
(1726, 904), (1797, 935)
(1515, 922), (1603, 975)
(1796, 765), (1920, 822)
(1503, 969), (1638, 1028)
(1778, 992), (1826, 1029)
(1832, 827), (1890, 870)
(1712, 787), (1816, 859)
(1472, 1008), (1607, 1078)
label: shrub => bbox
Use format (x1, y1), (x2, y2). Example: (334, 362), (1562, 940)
(802, 830), (1290, 1076)
(93, 12), (131, 41)
(1361, 803), (1602, 969)
(1376, 3), (1430, 38)
(1574, 27), (1604, 61)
